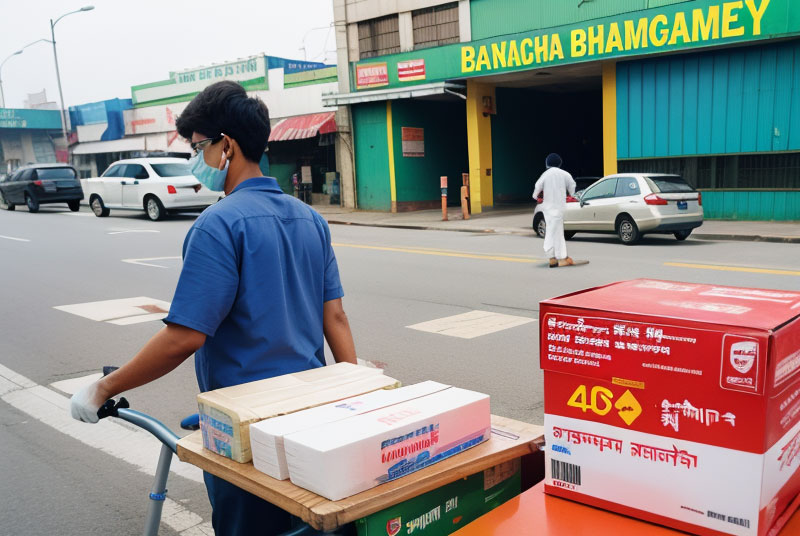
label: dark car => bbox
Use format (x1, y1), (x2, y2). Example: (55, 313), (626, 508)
(0, 164), (84, 213)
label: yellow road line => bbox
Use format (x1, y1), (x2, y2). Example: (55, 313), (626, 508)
(332, 242), (540, 263)
(665, 262), (800, 276)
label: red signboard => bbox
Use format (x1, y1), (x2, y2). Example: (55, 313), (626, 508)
(398, 59), (426, 82)
(356, 63), (389, 89)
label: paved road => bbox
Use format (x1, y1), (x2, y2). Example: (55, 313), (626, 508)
(1, 203), (798, 534)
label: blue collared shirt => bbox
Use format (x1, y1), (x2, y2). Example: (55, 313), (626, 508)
(164, 177), (343, 392)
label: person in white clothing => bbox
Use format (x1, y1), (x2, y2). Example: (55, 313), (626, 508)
(532, 153), (577, 267)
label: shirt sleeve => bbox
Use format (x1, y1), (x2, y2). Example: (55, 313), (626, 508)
(533, 176), (543, 199)
(319, 216), (344, 303)
(163, 225), (239, 337)
(567, 174), (577, 196)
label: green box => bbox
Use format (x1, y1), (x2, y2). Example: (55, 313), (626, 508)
(356, 459), (521, 536)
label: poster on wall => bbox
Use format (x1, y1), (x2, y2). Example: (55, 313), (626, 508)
(398, 59), (426, 82)
(356, 63), (389, 89)
(401, 127), (424, 157)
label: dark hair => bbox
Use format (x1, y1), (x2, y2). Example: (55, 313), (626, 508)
(176, 81), (271, 162)
(545, 153), (562, 168)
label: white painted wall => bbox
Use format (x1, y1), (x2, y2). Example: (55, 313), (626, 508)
(76, 123), (107, 143)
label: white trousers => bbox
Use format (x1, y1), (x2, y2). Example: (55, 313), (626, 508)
(543, 210), (568, 260)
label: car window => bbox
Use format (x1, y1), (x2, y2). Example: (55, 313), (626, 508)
(582, 178), (618, 201)
(103, 165), (124, 178)
(19, 169), (34, 182)
(37, 168), (77, 180)
(150, 163), (191, 177)
(615, 178), (641, 197)
(648, 175), (694, 193)
(122, 164), (149, 179)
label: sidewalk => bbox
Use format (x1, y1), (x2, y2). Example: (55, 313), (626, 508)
(314, 204), (800, 243)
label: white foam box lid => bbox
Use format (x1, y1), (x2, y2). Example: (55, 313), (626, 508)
(250, 380), (451, 480)
(284, 386), (491, 501)
(197, 362), (400, 463)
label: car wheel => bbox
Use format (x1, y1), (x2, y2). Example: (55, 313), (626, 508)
(90, 195), (110, 217)
(564, 231), (576, 240)
(68, 200), (81, 212)
(617, 215), (640, 245)
(0, 190), (14, 211)
(674, 229), (692, 241)
(145, 195), (166, 221)
(534, 214), (546, 239)
(25, 193), (39, 213)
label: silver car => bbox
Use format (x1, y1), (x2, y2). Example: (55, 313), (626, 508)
(533, 173), (703, 245)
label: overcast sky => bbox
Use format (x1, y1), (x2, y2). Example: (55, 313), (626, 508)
(0, 0), (336, 109)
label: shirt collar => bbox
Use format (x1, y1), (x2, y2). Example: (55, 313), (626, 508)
(231, 177), (283, 194)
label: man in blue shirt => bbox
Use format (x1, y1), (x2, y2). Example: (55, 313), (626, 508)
(70, 81), (357, 535)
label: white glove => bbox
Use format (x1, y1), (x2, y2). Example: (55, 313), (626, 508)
(70, 382), (107, 424)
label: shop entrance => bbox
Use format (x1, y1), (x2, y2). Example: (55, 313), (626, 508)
(487, 64), (604, 205)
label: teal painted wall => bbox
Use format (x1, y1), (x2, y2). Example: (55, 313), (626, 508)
(491, 87), (603, 203)
(617, 39), (800, 158)
(470, 0), (694, 41)
(701, 190), (800, 220)
(390, 100), (468, 204)
(353, 102), (392, 211)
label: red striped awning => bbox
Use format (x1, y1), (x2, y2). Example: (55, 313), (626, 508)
(268, 112), (337, 142)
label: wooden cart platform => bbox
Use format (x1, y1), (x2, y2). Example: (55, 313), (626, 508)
(177, 415), (543, 531)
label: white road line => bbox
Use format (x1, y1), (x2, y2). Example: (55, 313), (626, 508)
(122, 256), (181, 268)
(0, 234), (30, 242)
(58, 212), (94, 217)
(108, 229), (161, 235)
(0, 365), (210, 534)
(407, 310), (536, 339)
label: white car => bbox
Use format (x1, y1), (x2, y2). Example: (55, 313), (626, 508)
(85, 157), (220, 221)
(532, 173), (703, 245)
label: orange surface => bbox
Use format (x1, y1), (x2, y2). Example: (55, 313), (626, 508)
(453, 483), (800, 536)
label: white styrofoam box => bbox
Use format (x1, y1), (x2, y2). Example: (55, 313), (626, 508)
(284, 387), (491, 501)
(250, 381), (451, 480)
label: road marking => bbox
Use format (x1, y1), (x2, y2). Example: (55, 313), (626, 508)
(407, 310), (536, 339)
(0, 364), (211, 535)
(54, 297), (171, 325)
(58, 212), (94, 217)
(0, 234), (30, 242)
(332, 242), (539, 263)
(107, 229), (161, 235)
(122, 256), (182, 268)
(665, 262), (800, 277)
(50, 373), (103, 395)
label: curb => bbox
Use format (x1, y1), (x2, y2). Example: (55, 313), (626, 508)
(328, 219), (800, 243)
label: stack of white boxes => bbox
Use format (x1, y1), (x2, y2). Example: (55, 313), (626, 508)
(250, 383), (492, 501)
(250, 381), (450, 480)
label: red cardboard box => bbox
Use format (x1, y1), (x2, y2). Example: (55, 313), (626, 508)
(540, 279), (800, 536)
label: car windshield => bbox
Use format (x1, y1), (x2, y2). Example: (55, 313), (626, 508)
(648, 175), (694, 193)
(150, 163), (192, 177)
(37, 168), (76, 180)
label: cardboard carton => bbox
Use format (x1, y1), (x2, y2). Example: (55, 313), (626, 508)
(285, 387), (491, 501)
(197, 362), (400, 463)
(540, 279), (800, 536)
(250, 381), (451, 480)
(355, 459), (521, 536)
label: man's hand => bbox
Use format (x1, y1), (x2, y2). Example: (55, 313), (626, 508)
(70, 382), (109, 424)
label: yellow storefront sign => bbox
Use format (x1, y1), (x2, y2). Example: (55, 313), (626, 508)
(461, 0), (771, 73)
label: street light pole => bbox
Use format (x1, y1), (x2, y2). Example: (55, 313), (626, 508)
(0, 50), (23, 108)
(49, 6), (94, 163)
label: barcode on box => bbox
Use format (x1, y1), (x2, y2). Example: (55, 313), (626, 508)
(708, 510), (750, 529)
(551, 459), (581, 485)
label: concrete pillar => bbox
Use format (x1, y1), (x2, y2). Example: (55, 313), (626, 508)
(333, 0), (357, 208)
(466, 80), (495, 214)
(602, 61), (618, 177)
(458, 0), (471, 42)
(399, 11), (414, 52)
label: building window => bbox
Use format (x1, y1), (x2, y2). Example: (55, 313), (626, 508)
(412, 2), (459, 50)
(358, 15), (400, 59)
(618, 153), (800, 190)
